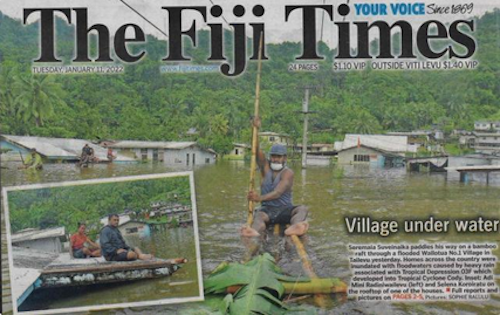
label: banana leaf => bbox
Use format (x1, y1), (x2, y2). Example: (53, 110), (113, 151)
(204, 253), (309, 315)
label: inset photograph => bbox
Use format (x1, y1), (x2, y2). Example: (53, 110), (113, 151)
(3, 172), (203, 314)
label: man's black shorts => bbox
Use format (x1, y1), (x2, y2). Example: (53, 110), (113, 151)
(258, 205), (297, 224)
(107, 251), (130, 261)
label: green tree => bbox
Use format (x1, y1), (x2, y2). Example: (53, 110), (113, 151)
(15, 74), (66, 128)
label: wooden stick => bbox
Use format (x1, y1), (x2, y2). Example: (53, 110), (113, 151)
(18, 151), (25, 164)
(273, 224), (280, 236)
(247, 32), (264, 226)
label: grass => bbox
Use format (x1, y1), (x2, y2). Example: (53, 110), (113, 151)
(444, 143), (474, 156)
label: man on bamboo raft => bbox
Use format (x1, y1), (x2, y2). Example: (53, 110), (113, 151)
(241, 117), (309, 238)
(100, 214), (153, 261)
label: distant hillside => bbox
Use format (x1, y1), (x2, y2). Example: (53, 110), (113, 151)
(1, 10), (500, 153)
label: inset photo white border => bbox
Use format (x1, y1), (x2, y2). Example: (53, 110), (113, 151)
(2, 172), (204, 315)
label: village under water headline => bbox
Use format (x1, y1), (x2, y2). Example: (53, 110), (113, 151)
(345, 216), (500, 237)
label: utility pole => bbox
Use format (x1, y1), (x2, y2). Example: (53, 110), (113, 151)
(296, 86), (317, 168)
(301, 88), (310, 168)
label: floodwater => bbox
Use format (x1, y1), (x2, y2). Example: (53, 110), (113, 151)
(2, 160), (500, 314)
(18, 227), (200, 312)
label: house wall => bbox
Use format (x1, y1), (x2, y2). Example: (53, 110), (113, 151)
(165, 148), (215, 166)
(261, 135), (290, 146)
(448, 156), (491, 169)
(230, 147), (246, 156)
(446, 156), (493, 181)
(119, 222), (146, 236)
(475, 122), (500, 131)
(114, 147), (216, 165)
(14, 238), (63, 253)
(474, 134), (500, 153)
(306, 155), (331, 166)
(338, 147), (384, 166)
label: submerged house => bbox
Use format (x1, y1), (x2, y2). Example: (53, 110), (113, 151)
(150, 203), (193, 224)
(459, 121), (500, 154)
(227, 143), (250, 159)
(99, 214), (148, 237)
(259, 132), (291, 146)
(105, 140), (216, 166)
(336, 134), (414, 167)
(294, 143), (335, 153)
(11, 227), (67, 254)
(0, 135), (135, 163)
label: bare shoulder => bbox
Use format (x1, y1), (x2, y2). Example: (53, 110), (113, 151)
(282, 168), (294, 178)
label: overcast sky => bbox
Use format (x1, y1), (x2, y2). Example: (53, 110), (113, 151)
(1, 0), (498, 48)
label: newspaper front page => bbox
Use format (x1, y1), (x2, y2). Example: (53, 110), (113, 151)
(1, 0), (499, 314)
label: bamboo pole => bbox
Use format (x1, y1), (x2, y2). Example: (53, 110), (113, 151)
(247, 33), (265, 226)
(273, 224), (280, 236)
(226, 278), (347, 295)
(288, 228), (330, 307)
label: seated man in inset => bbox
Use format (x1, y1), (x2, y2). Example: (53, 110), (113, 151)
(241, 117), (309, 238)
(70, 223), (101, 258)
(100, 214), (153, 261)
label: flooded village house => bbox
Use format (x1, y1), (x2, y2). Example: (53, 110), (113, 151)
(11, 227), (66, 254)
(1, 135), (216, 165)
(104, 140), (216, 166)
(335, 134), (416, 167)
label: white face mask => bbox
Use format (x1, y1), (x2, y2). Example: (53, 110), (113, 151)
(270, 162), (284, 171)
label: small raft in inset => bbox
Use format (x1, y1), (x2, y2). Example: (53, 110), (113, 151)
(38, 255), (187, 288)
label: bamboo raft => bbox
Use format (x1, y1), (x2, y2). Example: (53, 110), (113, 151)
(12, 253), (187, 307)
(38, 256), (187, 288)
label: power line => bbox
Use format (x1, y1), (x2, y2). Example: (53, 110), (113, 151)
(117, 0), (169, 38)
(320, 0), (326, 42)
(343, 0), (350, 22)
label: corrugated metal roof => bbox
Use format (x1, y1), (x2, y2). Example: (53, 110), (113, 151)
(1, 135), (135, 162)
(108, 140), (217, 155)
(339, 134), (410, 153)
(386, 131), (431, 137)
(233, 143), (250, 148)
(100, 214), (132, 227)
(108, 140), (197, 150)
(334, 141), (343, 152)
(259, 132), (290, 137)
(12, 227), (66, 243)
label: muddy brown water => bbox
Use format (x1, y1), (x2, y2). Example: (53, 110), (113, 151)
(2, 160), (500, 314)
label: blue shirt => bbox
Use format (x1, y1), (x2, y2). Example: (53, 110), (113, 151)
(99, 225), (130, 259)
(261, 167), (293, 208)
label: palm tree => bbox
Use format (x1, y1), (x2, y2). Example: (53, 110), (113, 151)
(210, 114), (229, 135)
(0, 67), (18, 120)
(15, 75), (66, 127)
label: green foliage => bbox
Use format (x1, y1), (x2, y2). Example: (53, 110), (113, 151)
(7, 176), (190, 233)
(204, 253), (308, 315)
(2, 10), (500, 149)
(444, 143), (475, 156)
(169, 217), (179, 228)
(15, 74), (67, 128)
